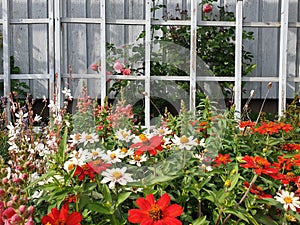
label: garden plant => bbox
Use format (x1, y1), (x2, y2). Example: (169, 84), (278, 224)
(1, 1), (300, 225)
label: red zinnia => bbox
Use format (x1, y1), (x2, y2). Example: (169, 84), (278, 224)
(128, 193), (183, 225)
(74, 164), (95, 181)
(41, 203), (82, 225)
(213, 153), (232, 166)
(88, 159), (111, 174)
(130, 135), (163, 156)
(239, 121), (256, 129)
(241, 155), (279, 176)
(243, 181), (272, 199)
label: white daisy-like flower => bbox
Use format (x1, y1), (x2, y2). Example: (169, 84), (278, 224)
(69, 133), (82, 146)
(69, 148), (92, 165)
(115, 129), (134, 142)
(64, 158), (78, 172)
(172, 135), (197, 150)
(274, 190), (300, 212)
(80, 132), (99, 146)
(116, 147), (131, 159)
(90, 148), (105, 160)
(152, 126), (172, 136)
(129, 154), (148, 167)
(101, 167), (133, 189)
(131, 132), (153, 144)
(102, 150), (122, 164)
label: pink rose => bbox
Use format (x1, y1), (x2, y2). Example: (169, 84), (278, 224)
(113, 60), (125, 73)
(122, 68), (131, 75)
(202, 3), (213, 13)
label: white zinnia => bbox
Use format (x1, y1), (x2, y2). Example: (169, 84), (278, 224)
(115, 129), (134, 142)
(101, 167), (133, 189)
(80, 132), (99, 146)
(274, 190), (300, 212)
(172, 135), (197, 150)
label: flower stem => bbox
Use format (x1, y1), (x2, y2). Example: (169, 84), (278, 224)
(221, 174), (258, 225)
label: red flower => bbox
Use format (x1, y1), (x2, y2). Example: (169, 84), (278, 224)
(88, 159), (111, 174)
(74, 164), (95, 181)
(128, 193), (183, 225)
(239, 121), (256, 129)
(213, 153), (231, 166)
(282, 143), (300, 151)
(41, 203), (82, 225)
(253, 121), (293, 135)
(130, 135), (163, 156)
(244, 181), (272, 199)
(240, 155), (279, 176)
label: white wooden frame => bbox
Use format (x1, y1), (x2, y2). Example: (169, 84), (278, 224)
(0, 0), (295, 125)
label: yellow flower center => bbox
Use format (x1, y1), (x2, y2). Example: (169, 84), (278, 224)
(68, 164), (75, 171)
(86, 134), (92, 140)
(121, 131), (129, 138)
(110, 153), (116, 159)
(121, 147), (128, 153)
(112, 171), (123, 179)
(158, 129), (164, 135)
(180, 135), (189, 144)
(149, 204), (163, 221)
(284, 196), (293, 204)
(92, 152), (99, 157)
(74, 133), (81, 141)
(139, 134), (148, 142)
(134, 155), (141, 161)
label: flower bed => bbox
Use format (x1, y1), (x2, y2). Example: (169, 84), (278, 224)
(0, 88), (300, 225)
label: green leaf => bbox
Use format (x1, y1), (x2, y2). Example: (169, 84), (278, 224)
(86, 203), (113, 215)
(102, 184), (112, 202)
(192, 216), (210, 225)
(224, 209), (249, 223)
(116, 192), (131, 208)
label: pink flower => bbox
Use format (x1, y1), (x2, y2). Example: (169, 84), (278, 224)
(91, 63), (98, 71)
(122, 68), (131, 75)
(25, 217), (34, 225)
(113, 60), (125, 73)
(2, 207), (17, 224)
(202, 3), (213, 13)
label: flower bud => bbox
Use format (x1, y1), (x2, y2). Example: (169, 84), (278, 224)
(25, 217), (34, 225)
(27, 206), (34, 215)
(21, 174), (28, 180)
(19, 205), (26, 214)
(11, 195), (19, 202)
(0, 189), (5, 197)
(2, 177), (9, 184)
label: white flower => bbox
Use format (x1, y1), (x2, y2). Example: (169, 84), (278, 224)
(116, 147), (131, 158)
(90, 148), (105, 160)
(48, 100), (59, 113)
(69, 148), (92, 165)
(152, 127), (172, 136)
(101, 167), (133, 189)
(129, 154), (148, 167)
(80, 132), (99, 146)
(198, 138), (206, 148)
(172, 135), (197, 150)
(62, 87), (73, 100)
(103, 150), (122, 164)
(34, 114), (42, 122)
(274, 190), (300, 212)
(31, 190), (44, 199)
(115, 129), (134, 142)
(64, 158), (78, 172)
(69, 133), (82, 146)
